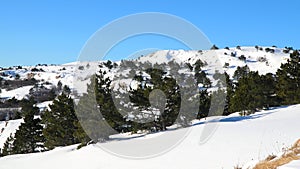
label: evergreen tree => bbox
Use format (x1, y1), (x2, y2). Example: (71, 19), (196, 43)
(194, 60), (209, 86)
(197, 90), (210, 119)
(20, 97), (39, 118)
(128, 68), (181, 131)
(74, 75), (115, 145)
(233, 65), (250, 80)
(223, 72), (234, 115)
(12, 112), (44, 154)
(211, 44), (219, 50)
(230, 71), (278, 115)
(42, 93), (79, 149)
(276, 50), (300, 104)
(95, 69), (125, 133)
(1, 101), (44, 156)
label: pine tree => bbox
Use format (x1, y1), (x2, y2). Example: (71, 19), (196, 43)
(95, 70), (125, 133)
(230, 71), (278, 115)
(223, 72), (234, 115)
(128, 68), (181, 131)
(12, 113), (44, 154)
(42, 93), (79, 150)
(233, 65), (250, 80)
(75, 75), (115, 145)
(1, 101), (44, 156)
(276, 50), (300, 105)
(197, 90), (210, 119)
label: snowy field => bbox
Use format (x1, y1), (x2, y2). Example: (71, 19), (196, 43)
(0, 104), (300, 169)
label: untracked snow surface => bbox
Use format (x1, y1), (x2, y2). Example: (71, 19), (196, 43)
(0, 119), (23, 148)
(0, 105), (300, 169)
(279, 160), (300, 169)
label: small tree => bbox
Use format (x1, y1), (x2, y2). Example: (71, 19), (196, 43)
(211, 44), (219, 50)
(15, 74), (20, 80)
(238, 55), (246, 62)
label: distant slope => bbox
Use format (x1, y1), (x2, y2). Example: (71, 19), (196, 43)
(0, 46), (291, 101)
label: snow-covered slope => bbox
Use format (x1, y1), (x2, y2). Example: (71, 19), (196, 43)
(279, 160), (300, 169)
(0, 119), (23, 148)
(0, 104), (300, 169)
(0, 46), (291, 100)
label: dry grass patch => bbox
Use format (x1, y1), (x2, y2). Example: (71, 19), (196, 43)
(253, 139), (300, 169)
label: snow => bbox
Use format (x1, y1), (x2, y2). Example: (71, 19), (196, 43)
(0, 86), (33, 100)
(0, 105), (300, 169)
(279, 160), (300, 169)
(0, 119), (23, 148)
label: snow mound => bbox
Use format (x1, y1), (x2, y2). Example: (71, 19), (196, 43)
(0, 105), (300, 169)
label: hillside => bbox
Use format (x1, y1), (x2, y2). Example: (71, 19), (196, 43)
(0, 46), (299, 169)
(0, 46), (291, 99)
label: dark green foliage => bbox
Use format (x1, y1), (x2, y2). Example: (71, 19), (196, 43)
(238, 55), (246, 62)
(233, 65), (250, 80)
(283, 47), (293, 54)
(194, 60), (211, 88)
(42, 93), (80, 150)
(129, 68), (181, 131)
(276, 50), (300, 104)
(223, 72), (234, 115)
(211, 44), (219, 50)
(185, 62), (193, 71)
(224, 62), (230, 68)
(75, 75), (115, 145)
(57, 81), (62, 91)
(194, 59), (205, 72)
(95, 70), (125, 133)
(28, 84), (56, 103)
(104, 60), (114, 69)
(255, 45), (259, 51)
(257, 57), (267, 62)
(62, 85), (71, 95)
(78, 66), (84, 70)
(265, 48), (275, 53)
(230, 71), (278, 115)
(197, 90), (210, 119)
(11, 113), (44, 154)
(0, 78), (38, 91)
(15, 74), (20, 80)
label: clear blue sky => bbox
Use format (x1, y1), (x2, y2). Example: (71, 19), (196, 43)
(1, 0), (299, 67)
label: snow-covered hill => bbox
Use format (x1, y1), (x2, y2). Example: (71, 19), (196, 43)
(0, 46), (291, 100)
(0, 46), (298, 169)
(0, 104), (300, 169)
